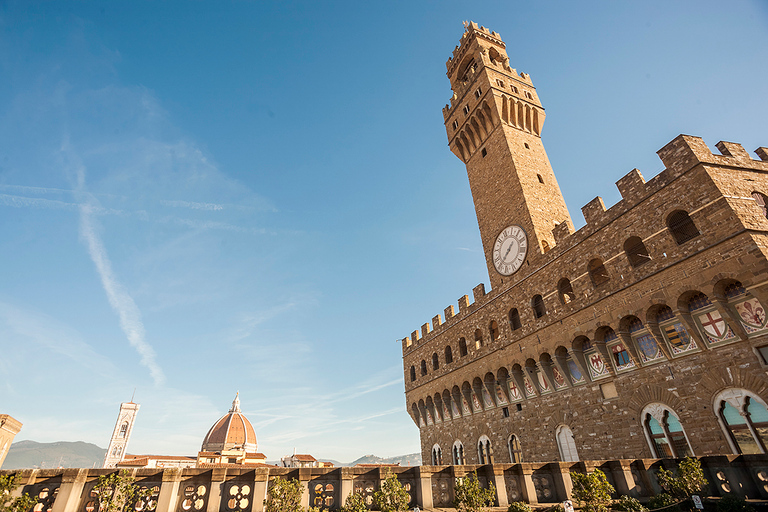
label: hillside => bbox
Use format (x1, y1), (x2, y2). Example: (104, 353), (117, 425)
(3, 440), (106, 469)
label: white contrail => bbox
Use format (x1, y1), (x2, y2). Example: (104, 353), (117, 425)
(78, 202), (165, 386)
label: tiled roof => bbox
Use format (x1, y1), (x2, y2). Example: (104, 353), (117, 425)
(293, 454), (317, 461)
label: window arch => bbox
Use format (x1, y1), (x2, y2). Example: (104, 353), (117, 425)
(445, 345), (453, 364)
(508, 434), (522, 463)
(556, 425), (579, 462)
(409, 366), (416, 382)
(489, 321), (499, 341)
(474, 329), (483, 349)
(588, 258), (610, 287)
(509, 308), (521, 331)
(641, 403), (693, 458)
(558, 278), (576, 304)
(532, 295), (546, 318)
(119, 422), (129, 438)
(432, 444), (442, 465)
(432, 352), (439, 371)
(459, 337), (468, 357)
(542, 240), (550, 253)
(420, 360), (427, 376)
(624, 236), (651, 267)
(667, 210), (700, 245)
(715, 389), (768, 454)
(753, 192), (768, 218)
(452, 440), (465, 465)
(477, 435), (493, 464)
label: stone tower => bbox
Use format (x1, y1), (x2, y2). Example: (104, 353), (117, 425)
(103, 401), (139, 468)
(442, 22), (572, 290)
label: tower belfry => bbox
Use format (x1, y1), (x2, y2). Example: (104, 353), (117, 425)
(103, 400), (139, 468)
(443, 22), (572, 290)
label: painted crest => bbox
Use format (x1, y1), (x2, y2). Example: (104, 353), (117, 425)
(462, 397), (471, 415)
(496, 383), (508, 404)
(537, 371), (550, 391)
(553, 367), (566, 388)
(523, 376), (536, 397)
(472, 392), (482, 411)
(452, 400), (461, 417)
(508, 380), (522, 400)
(567, 359), (584, 383)
(636, 334), (662, 362)
(588, 352), (607, 377)
(663, 322), (696, 354)
(697, 310), (736, 343)
(482, 387), (494, 408)
(736, 298), (767, 330)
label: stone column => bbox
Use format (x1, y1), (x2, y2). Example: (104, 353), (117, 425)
(609, 460), (637, 498)
(206, 468), (226, 512)
(339, 467), (354, 508)
(298, 469), (311, 510)
(251, 469), (270, 512)
(52, 468), (88, 512)
(491, 465), (509, 507)
(415, 466), (434, 509)
(518, 464), (538, 505)
(549, 462), (572, 502)
(155, 468), (182, 512)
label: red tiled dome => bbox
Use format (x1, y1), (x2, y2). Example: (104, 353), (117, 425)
(201, 393), (257, 452)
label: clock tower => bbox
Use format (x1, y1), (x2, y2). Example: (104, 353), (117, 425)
(443, 22), (572, 290)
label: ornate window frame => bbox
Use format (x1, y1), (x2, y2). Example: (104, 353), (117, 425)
(640, 403), (694, 458)
(713, 388), (768, 455)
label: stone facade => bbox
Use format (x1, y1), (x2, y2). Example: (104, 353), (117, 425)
(103, 402), (139, 468)
(402, 22), (768, 467)
(5, 456), (768, 511)
(0, 414), (22, 469)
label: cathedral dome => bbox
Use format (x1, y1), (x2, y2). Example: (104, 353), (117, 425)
(201, 393), (257, 453)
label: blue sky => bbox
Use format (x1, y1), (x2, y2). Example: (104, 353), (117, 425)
(0, 1), (766, 462)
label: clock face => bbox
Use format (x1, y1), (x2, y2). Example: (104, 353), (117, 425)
(493, 225), (528, 276)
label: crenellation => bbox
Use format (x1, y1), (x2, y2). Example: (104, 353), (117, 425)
(581, 196), (607, 225)
(552, 221), (571, 244)
(473, 283), (486, 303)
(444, 304), (455, 320)
(716, 141), (751, 161)
(421, 323), (431, 338)
(615, 168), (646, 200)
(756, 147), (768, 162)
(411, 330), (420, 345)
(432, 314), (442, 329)
(458, 294), (470, 312)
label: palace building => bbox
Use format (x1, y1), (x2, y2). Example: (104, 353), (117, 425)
(401, 22), (768, 465)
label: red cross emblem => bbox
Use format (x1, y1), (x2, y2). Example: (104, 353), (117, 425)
(699, 311), (726, 338)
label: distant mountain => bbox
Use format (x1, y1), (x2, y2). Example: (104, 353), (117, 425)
(267, 453), (422, 467)
(4, 440), (106, 469)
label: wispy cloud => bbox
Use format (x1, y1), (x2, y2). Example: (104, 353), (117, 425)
(63, 145), (166, 386)
(161, 199), (224, 211)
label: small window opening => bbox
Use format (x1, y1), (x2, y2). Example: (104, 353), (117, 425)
(420, 360), (427, 376)
(558, 278), (576, 304)
(516, 403), (522, 411)
(537, 173), (544, 183)
(459, 337), (468, 357)
(588, 258), (610, 287)
(509, 308), (522, 331)
(490, 320), (499, 341)
(452, 120), (459, 130)
(474, 329), (483, 349)
(432, 352), (439, 371)
(496, 79), (505, 87)
(532, 294), (546, 318)
(463, 105), (470, 115)
(445, 345), (453, 364)
(409, 366), (416, 382)
(753, 192), (768, 218)
(667, 210), (700, 245)
(502, 407), (510, 418)
(474, 88), (482, 98)
(541, 240), (550, 253)
(481, 148), (487, 157)
(524, 143), (530, 149)
(512, 85), (519, 94)
(624, 236), (651, 267)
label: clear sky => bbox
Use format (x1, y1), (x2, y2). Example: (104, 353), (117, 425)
(0, 1), (766, 463)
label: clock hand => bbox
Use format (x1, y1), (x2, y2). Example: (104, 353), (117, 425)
(503, 241), (514, 260)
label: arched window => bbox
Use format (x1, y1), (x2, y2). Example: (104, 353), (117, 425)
(542, 240), (550, 253)
(489, 321), (499, 341)
(409, 366), (416, 382)
(642, 404), (693, 458)
(445, 346), (453, 364)
(532, 295), (546, 318)
(477, 435), (493, 464)
(716, 389), (768, 454)
(420, 360), (427, 376)
(667, 210), (700, 245)
(588, 258), (610, 287)
(624, 236), (651, 267)
(753, 192), (768, 218)
(558, 278), (576, 304)
(459, 338), (468, 357)
(432, 444), (442, 465)
(452, 440), (465, 465)
(508, 435), (522, 463)
(556, 425), (579, 462)
(474, 329), (483, 349)
(509, 308), (522, 331)
(432, 353), (439, 371)
(119, 422), (129, 438)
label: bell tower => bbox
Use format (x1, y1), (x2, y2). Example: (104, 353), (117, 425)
(443, 22), (572, 290)
(103, 400), (139, 468)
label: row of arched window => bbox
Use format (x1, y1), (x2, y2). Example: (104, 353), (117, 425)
(427, 389), (768, 464)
